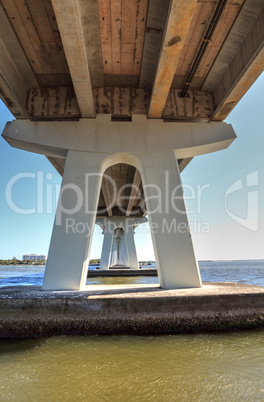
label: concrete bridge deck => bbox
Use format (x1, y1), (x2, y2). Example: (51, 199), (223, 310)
(1, 282), (264, 338)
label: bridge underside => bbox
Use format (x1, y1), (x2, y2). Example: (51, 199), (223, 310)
(0, 0), (263, 121)
(1, 0), (264, 290)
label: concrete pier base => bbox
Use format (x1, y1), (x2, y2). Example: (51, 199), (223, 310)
(88, 268), (157, 276)
(0, 282), (264, 338)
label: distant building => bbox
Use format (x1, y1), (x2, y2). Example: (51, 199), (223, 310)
(36, 255), (46, 261)
(22, 253), (46, 261)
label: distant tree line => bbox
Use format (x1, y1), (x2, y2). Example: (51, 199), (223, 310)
(89, 259), (100, 265)
(0, 258), (101, 266)
(0, 258), (154, 266)
(0, 258), (46, 266)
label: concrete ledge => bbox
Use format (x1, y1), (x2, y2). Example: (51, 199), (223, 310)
(88, 268), (158, 277)
(0, 282), (264, 338)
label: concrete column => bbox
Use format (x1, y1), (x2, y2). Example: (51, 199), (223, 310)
(138, 150), (202, 289)
(110, 228), (129, 267)
(118, 230), (129, 266)
(97, 217), (146, 269)
(125, 226), (139, 269)
(99, 229), (113, 270)
(43, 151), (104, 290)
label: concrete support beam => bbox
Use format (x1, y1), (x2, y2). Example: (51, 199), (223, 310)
(0, 4), (38, 118)
(97, 217), (147, 270)
(46, 156), (65, 176)
(138, 150), (202, 288)
(0, 46), (28, 118)
(178, 157), (193, 173)
(51, 0), (95, 117)
(110, 229), (129, 268)
(2, 116), (236, 159)
(212, 6), (264, 121)
(77, 0), (104, 88)
(126, 170), (142, 217)
(99, 229), (113, 270)
(148, 0), (196, 118)
(43, 151), (104, 290)
(27, 88), (80, 120)
(45, 155), (191, 179)
(163, 90), (213, 122)
(101, 176), (113, 217)
(139, 0), (171, 90)
(125, 226), (139, 269)
(2, 118), (237, 290)
(26, 87), (213, 121)
(94, 87), (150, 116)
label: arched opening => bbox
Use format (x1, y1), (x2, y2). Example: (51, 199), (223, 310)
(97, 163), (146, 218)
(88, 162), (152, 276)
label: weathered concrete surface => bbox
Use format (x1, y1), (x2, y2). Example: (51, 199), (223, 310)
(0, 282), (264, 338)
(88, 268), (158, 277)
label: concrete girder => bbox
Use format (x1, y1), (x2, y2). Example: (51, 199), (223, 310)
(0, 3), (38, 118)
(178, 157), (193, 173)
(101, 176), (113, 217)
(139, 0), (171, 90)
(46, 156), (65, 176)
(26, 87), (214, 121)
(42, 150), (202, 290)
(148, 0), (197, 118)
(44, 155), (191, 180)
(2, 116), (236, 159)
(211, 4), (264, 121)
(96, 217), (147, 270)
(126, 170), (142, 217)
(51, 0), (95, 117)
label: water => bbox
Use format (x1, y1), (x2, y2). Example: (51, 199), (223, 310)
(1, 332), (264, 400)
(1, 260), (264, 287)
(1, 261), (264, 400)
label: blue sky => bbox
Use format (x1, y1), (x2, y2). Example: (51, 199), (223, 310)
(1, 73), (264, 261)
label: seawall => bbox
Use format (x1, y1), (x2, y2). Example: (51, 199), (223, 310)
(0, 282), (264, 338)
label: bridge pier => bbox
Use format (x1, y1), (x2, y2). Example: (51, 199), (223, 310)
(42, 151), (103, 291)
(141, 150), (202, 289)
(43, 147), (202, 290)
(2, 117), (236, 290)
(97, 217), (147, 270)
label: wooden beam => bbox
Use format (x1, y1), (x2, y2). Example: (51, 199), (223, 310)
(212, 5), (264, 121)
(148, 0), (197, 118)
(51, 0), (95, 117)
(126, 170), (142, 217)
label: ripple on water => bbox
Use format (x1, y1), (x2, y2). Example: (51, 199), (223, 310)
(1, 330), (264, 401)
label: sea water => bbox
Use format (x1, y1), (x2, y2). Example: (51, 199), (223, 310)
(1, 260), (264, 287)
(0, 261), (264, 401)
